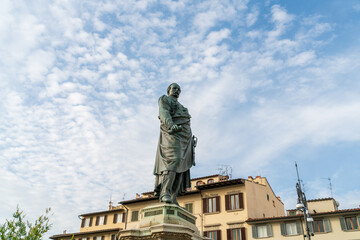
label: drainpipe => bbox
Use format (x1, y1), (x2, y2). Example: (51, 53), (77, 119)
(200, 191), (205, 236)
(122, 205), (129, 230)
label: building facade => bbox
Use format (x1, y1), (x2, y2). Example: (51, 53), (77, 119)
(50, 175), (360, 240)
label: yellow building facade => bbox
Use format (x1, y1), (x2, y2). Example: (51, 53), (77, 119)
(50, 175), (360, 240)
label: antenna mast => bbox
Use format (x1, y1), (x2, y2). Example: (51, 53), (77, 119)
(327, 178), (333, 198)
(295, 162), (313, 240)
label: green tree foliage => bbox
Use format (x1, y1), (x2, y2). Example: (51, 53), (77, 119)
(0, 207), (52, 240)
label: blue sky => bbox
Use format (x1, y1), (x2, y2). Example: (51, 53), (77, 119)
(1, 0), (360, 238)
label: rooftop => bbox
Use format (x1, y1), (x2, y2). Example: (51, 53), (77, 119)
(247, 208), (360, 223)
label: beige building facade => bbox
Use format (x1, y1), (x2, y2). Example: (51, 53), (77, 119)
(248, 198), (360, 240)
(50, 175), (360, 240)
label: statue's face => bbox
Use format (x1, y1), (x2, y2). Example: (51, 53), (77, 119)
(168, 84), (181, 98)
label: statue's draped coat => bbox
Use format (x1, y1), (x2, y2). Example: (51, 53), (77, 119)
(154, 95), (195, 196)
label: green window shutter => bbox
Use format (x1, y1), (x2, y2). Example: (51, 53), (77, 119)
(324, 219), (332, 232)
(357, 216), (360, 229)
(296, 221), (302, 234)
(280, 223), (286, 236)
(252, 226), (258, 238)
(266, 224), (272, 237)
(339, 217), (347, 231)
(307, 222), (314, 234)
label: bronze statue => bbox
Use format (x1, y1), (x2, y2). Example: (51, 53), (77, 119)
(153, 83), (197, 204)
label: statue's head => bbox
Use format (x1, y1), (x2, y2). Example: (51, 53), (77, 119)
(167, 83), (181, 98)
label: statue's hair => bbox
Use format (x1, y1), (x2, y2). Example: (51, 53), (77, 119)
(167, 83), (181, 95)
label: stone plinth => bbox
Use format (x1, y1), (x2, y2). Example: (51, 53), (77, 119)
(118, 203), (208, 240)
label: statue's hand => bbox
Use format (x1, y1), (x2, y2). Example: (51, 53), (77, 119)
(168, 124), (182, 134)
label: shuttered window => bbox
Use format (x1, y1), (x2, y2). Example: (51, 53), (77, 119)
(313, 220), (324, 233)
(227, 227), (245, 240)
(225, 193), (244, 211)
(203, 196), (220, 213)
(185, 203), (193, 213)
(252, 224), (272, 238)
(131, 211), (139, 222)
(280, 221), (302, 236)
(83, 218), (91, 227)
(340, 216), (359, 230)
(113, 213), (125, 223)
(204, 230), (221, 240)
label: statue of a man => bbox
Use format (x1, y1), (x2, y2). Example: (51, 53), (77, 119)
(154, 83), (197, 204)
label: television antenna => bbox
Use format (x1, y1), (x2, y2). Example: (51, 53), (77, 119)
(217, 165), (232, 179)
(322, 177), (333, 198)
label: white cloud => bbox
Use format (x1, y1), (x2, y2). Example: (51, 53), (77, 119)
(1, 1), (360, 238)
(246, 7), (259, 27)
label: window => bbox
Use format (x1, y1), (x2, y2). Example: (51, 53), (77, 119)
(306, 220), (332, 235)
(131, 210), (139, 222)
(204, 230), (220, 240)
(340, 216), (360, 231)
(288, 210), (297, 216)
(252, 224), (272, 238)
(93, 236), (104, 240)
(225, 193), (244, 211)
(280, 221), (302, 236)
(84, 218), (90, 227)
(207, 179), (214, 184)
(95, 215), (107, 226)
(111, 234), (116, 240)
(313, 220), (325, 233)
(81, 217), (93, 228)
(203, 197), (219, 213)
(185, 203), (193, 213)
(113, 213), (125, 223)
(266, 194), (269, 201)
(227, 228), (245, 240)
(196, 181), (204, 186)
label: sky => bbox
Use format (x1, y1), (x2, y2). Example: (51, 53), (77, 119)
(1, 0), (360, 238)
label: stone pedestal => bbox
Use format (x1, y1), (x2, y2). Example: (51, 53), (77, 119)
(118, 203), (209, 240)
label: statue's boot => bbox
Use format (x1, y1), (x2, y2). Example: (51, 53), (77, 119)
(160, 171), (176, 203)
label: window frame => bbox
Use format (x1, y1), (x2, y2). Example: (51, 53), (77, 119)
(185, 203), (193, 213)
(341, 216), (359, 230)
(252, 224), (272, 238)
(225, 193), (244, 211)
(204, 230), (221, 240)
(84, 218), (90, 227)
(227, 227), (245, 240)
(131, 210), (139, 222)
(280, 221), (302, 236)
(203, 196), (220, 214)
